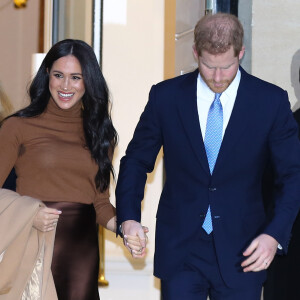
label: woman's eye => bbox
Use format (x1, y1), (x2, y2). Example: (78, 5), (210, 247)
(54, 73), (63, 78)
(72, 76), (81, 80)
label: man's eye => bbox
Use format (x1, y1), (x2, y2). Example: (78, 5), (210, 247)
(203, 64), (214, 70)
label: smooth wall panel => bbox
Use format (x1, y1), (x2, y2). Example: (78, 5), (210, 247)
(0, 1), (39, 111)
(175, 0), (205, 75)
(251, 0), (300, 110)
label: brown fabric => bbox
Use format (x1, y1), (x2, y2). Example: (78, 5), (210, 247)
(0, 189), (57, 300)
(0, 98), (115, 227)
(45, 202), (100, 300)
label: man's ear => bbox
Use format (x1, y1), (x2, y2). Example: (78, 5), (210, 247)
(238, 46), (245, 61)
(192, 44), (199, 60)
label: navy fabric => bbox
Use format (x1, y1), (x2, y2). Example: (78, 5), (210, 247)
(116, 67), (300, 289)
(263, 109), (300, 299)
(161, 235), (262, 300)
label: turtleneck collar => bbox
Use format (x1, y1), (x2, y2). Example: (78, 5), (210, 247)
(46, 97), (83, 118)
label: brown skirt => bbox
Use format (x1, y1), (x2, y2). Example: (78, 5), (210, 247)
(44, 202), (100, 300)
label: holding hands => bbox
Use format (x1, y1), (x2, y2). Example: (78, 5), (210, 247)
(121, 220), (148, 258)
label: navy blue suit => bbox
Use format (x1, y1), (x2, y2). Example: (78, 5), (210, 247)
(116, 67), (300, 289)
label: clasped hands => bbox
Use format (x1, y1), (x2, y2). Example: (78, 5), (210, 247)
(121, 220), (148, 258)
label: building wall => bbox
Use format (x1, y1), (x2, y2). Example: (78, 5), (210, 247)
(251, 1), (300, 110)
(0, 0), (39, 111)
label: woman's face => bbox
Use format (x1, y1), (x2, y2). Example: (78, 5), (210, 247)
(48, 55), (85, 110)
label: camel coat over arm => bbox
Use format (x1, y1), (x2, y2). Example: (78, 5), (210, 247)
(0, 189), (57, 300)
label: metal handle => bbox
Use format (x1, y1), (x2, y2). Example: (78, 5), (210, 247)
(175, 28), (194, 41)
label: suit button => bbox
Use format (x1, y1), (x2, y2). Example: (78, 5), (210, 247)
(209, 187), (217, 192)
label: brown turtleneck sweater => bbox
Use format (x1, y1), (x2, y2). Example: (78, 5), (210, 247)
(0, 98), (115, 227)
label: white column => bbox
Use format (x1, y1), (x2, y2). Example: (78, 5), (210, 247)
(100, 0), (164, 299)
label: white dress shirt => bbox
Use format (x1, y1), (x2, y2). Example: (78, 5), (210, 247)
(196, 69), (241, 141)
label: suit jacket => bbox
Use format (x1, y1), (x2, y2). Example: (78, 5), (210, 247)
(0, 189), (57, 300)
(116, 67), (300, 288)
(2, 168), (16, 191)
(263, 108), (300, 300)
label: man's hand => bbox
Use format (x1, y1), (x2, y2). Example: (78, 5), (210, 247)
(241, 233), (278, 272)
(121, 220), (148, 258)
(33, 206), (62, 232)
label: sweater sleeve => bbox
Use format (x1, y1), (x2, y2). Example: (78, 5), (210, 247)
(0, 118), (22, 187)
(93, 188), (116, 227)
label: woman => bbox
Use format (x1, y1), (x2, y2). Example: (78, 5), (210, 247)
(0, 39), (143, 299)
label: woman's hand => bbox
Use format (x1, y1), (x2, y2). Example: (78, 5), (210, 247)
(106, 216), (117, 233)
(33, 206), (62, 232)
(124, 226), (149, 258)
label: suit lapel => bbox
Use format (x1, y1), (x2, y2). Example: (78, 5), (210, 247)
(213, 68), (255, 175)
(177, 70), (210, 175)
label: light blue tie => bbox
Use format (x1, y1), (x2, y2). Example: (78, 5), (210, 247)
(202, 93), (223, 234)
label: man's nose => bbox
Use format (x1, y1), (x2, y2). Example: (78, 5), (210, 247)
(213, 68), (222, 82)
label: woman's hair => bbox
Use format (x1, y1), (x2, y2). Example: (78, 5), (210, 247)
(10, 39), (117, 192)
(0, 82), (14, 121)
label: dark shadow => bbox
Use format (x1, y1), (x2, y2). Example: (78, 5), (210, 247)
(3, 168), (16, 191)
(216, 0), (239, 16)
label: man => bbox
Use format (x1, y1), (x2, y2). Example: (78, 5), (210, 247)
(116, 13), (300, 299)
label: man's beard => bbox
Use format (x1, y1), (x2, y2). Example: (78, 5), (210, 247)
(199, 69), (235, 94)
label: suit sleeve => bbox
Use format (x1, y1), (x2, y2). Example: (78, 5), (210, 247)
(263, 90), (300, 252)
(116, 85), (163, 227)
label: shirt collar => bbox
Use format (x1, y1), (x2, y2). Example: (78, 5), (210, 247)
(197, 69), (241, 106)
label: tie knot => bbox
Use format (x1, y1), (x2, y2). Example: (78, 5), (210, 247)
(214, 93), (221, 101)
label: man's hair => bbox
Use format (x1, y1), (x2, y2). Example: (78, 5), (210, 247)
(194, 13), (244, 56)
